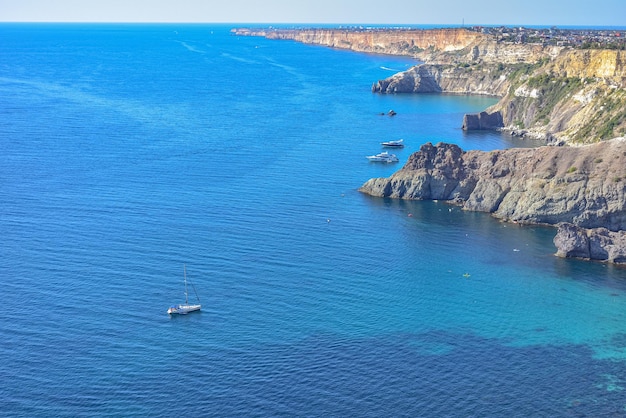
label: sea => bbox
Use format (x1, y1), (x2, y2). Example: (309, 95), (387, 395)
(1, 23), (625, 417)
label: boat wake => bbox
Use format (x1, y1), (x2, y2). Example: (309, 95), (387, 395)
(176, 41), (207, 55)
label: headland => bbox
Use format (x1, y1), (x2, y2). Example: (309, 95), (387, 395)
(233, 26), (626, 263)
(234, 26), (626, 144)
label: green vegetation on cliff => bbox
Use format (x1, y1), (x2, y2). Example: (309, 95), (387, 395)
(573, 89), (626, 142)
(235, 27), (626, 144)
(487, 52), (626, 143)
(526, 76), (582, 126)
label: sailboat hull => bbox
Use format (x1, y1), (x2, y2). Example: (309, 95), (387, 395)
(168, 265), (202, 315)
(167, 304), (201, 315)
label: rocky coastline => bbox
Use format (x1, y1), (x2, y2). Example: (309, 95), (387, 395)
(235, 27), (626, 145)
(358, 140), (626, 263)
(233, 27), (626, 263)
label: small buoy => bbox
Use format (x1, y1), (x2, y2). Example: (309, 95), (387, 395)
(327, 218), (331, 223)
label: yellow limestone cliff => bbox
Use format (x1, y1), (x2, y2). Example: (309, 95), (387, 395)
(234, 27), (626, 143)
(233, 27), (484, 56)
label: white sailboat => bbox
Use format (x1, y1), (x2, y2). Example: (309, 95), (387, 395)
(167, 265), (201, 315)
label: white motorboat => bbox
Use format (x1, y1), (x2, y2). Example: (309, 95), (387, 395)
(381, 139), (404, 148)
(366, 151), (399, 163)
(167, 265), (202, 315)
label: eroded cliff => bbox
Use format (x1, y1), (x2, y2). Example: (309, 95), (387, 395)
(490, 49), (626, 143)
(371, 63), (512, 96)
(373, 48), (626, 143)
(234, 27), (626, 261)
(232, 27), (485, 57)
(234, 27), (626, 144)
(359, 140), (626, 231)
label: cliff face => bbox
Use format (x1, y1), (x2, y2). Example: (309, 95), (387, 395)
(232, 28), (559, 64)
(232, 28), (485, 57)
(359, 140), (626, 231)
(546, 49), (626, 81)
(371, 63), (512, 96)
(490, 49), (626, 143)
(373, 49), (626, 143)
(233, 27), (626, 143)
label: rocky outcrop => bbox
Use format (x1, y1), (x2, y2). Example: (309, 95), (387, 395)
(372, 64), (442, 93)
(554, 223), (626, 263)
(489, 49), (626, 143)
(371, 63), (512, 96)
(462, 111), (504, 130)
(359, 139), (626, 232)
(374, 49), (626, 143)
(234, 26), (626, 144)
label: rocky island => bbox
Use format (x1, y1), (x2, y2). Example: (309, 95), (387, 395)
(233, 26), (626, 263)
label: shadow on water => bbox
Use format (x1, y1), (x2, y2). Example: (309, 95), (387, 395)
(184, 330), (626, 417)
(361, 194), (626, 290)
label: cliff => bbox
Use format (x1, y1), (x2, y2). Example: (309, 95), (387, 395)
(233, 27), (626, 144)
(359, 140), (626, 231)
(234, 27), (626, 261)
(231, 27), (485, 57)
(490, 49), (626, 143)
(373, 48), (626, 144)
(232, 27), (559, 64)
(371, 63), (513, 96)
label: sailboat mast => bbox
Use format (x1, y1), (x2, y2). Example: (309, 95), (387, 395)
(184, 264), (189, 305)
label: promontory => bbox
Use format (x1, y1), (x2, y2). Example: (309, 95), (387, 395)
(233, 26), (626, 263)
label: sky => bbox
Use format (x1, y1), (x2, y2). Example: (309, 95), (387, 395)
(0, 0), (624, 27)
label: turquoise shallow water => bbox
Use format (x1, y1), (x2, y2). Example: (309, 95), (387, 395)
(1, 23), (625, 416)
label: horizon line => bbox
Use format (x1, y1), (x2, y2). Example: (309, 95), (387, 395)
(1, 21), (625, 29)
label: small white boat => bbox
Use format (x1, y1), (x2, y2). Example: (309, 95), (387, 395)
(167, 265), (202, 315)
(381, 139), (404, 148)
(366, 151), (399, 163)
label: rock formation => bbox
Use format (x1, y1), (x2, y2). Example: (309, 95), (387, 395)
(231, 27), (485, 58)
(234, 26), (626, 262)
(554, 223), (626, 263)
(234, 27), (626, 144)
(462, 111), (504, 130)
(375, 50), (626, 144)
(371, 63), (512, 96)
(359, 139), (626, 232)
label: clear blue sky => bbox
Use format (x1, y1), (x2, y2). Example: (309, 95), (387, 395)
(1, 0), (624, 27)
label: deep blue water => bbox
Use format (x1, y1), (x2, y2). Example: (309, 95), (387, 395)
(1, 23), (625, 417)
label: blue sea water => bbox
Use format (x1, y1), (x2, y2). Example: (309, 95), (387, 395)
(1, 23), (626, 416)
